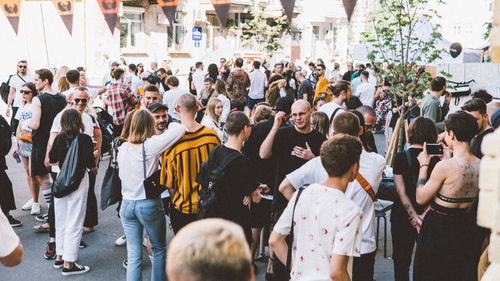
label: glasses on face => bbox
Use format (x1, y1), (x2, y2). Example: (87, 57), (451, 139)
(74, 98), (88, 104)
(292, 112), (307, 118)
(20, 90), (32, 94)
(315, 68), (323, 72)
(18, 65), (27, 69)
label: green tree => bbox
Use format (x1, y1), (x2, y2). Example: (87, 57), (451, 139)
(240, 2), (290, 53)
(361, 0), (449, 162)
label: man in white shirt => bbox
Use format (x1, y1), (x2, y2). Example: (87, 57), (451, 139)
(192, 62), (205, 96)
(278, 112), (386, 281)
(355, 71), (376, 106)
(269, 134), (364, 281)
(124, 64), (143, 95)
(329, 63), (341, 83)
(0, 211), (23, 267)
(6, 60), (35, 131)
(163, 76), (189, 122)
(318, 80), (352, 136)
(247, 61), (268, 114)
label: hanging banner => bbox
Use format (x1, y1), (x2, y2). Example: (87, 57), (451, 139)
(157, 0), (178, 27)
(97, 0), (121, 34)
(280, 0), (295, 23)
(342, 0), (357, 22)
(52, 0), (74, 35)
(211, 0), (230, 28)
(1, 0), (22, 35)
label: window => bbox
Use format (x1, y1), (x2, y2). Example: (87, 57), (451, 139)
(312, 26), (320, 40)
(291, 30), (302, 42)
(168, 12), (186, 51)
(120, 13), (143, 49)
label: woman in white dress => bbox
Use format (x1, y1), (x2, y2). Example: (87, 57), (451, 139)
(201, 97), (223, 140)
(214, 80), (231, 125)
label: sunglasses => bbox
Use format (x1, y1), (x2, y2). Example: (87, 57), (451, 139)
(74, 98), (88, 104)
(20, 90), (32, 94)
(18, 65), (27, 69)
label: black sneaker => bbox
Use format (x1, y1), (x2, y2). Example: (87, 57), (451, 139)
(44, 242), (56, 260)
(54, 260), (64, 269)
(122, 259), (127, 269)
(7, 216), (22, 227)
(35, 213), (48, 223)
(79, 241), (87, 249)
(61, 263), (90, 276)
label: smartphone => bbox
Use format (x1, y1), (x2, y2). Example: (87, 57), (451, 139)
(426, 143), (443, 155)
(13, 152), (21, 163)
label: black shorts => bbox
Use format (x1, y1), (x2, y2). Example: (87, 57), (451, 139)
(31, 141), (49, 176)
(250, 198), (272, 228)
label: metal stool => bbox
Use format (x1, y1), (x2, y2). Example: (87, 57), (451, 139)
(375, 202), (393, 258)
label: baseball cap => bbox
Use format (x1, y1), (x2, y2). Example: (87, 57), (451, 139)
(110, 61), (119, 67)
(129, 63), (137, 71)
(148, 102), (168, 113)
(491, 108), (500, 130)
(273, 97), (294, 115)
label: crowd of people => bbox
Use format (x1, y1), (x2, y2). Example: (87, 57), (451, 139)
(0, 57), (500, 281)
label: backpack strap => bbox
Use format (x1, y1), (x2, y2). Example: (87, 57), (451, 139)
(216, 146), (243, 170)
(286, 187), (305, 272)
(356, 173), (375, 201)
(17, 74), (26, 83)
(329, 107), (342, 126)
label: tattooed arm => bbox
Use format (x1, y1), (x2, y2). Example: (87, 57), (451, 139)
(416, 161), (446, 205)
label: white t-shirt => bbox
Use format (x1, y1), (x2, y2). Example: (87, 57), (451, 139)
(355, 82), (376, 106)
(286, 150), (386, 254)
(124, 73), (143, 95)
(248, 69), (267, 99)
(274, 184), (363, 281)
(51, 109), (95, 137)
(9, 73), (35, 107)
(201, 115), (223, 140)
(192, 69), (205, 96)
(318, 102), (345, 137)
(217, 94), (231, 123)
(14, 103), (32, 132)
(163, 88), (189, 121)
(0, 211), (20, 258)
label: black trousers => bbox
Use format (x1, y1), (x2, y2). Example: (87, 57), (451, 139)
(49, 193), (55, 238)
(352, 251), (376, 281)
(84, 172), (98, 228)
(0, 168), (16, 214)
(169, 207), (197, 234)
(10, 106), (19, 134)
(391, 211), (417, 281)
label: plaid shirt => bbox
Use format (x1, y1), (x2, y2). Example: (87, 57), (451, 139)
(107, 82), (139, 125)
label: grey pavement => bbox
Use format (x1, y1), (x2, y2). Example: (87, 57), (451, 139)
(2, 99), (397, 280)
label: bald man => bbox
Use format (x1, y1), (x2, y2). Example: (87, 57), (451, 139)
(259, 99), (327, 280)
(160, 94), (221, 234)
(356, 105), (378, 153)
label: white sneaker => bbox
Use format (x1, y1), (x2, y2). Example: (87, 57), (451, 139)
(21, 199), (33, 210)
(115, 235), (127, 246)
(30, 203), (41, 215)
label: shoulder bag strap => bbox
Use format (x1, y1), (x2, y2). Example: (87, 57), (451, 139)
(356, 173), (375, 201)
(286, 187), (305, 272)
(17, 74), (26, 83)
(142, 143), (147, 179)
(329, 107), (342, 126)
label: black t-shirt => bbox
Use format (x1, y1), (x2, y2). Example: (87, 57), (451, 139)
(470, 128), (494, 159)
(213, 145), (259, 243)
(49, 134), (96, 170)
(393, 147), (439, 216)
(32, 93), (66, 144)
(272, 126), (327, 211)
(298, 79), (314, 105)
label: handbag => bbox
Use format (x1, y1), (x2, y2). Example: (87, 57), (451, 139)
(52, 136), (86, 198)
(19, 129), (32, 143)
(285, 187), (305, 273)
(100, 140), (122, 210)
(142, 143), (166, 199)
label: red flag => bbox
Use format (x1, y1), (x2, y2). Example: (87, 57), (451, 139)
(52, 0), (74, 35)
(97, 0), (121, 34)
(211, 0), (230, 28)
(280, 0), (295, 23)
(157, 0), (178, 27)
(342, 0), (357, 22)
(1, 0), (22, 35)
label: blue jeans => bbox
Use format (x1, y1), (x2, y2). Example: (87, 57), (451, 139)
(120, 199), (166, 281)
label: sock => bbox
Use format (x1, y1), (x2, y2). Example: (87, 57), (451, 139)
(42, 188), (52, 208)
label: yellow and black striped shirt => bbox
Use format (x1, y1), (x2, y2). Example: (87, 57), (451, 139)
(160, 126), (221, 214)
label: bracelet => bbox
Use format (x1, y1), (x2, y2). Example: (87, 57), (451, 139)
(420, 163), (429, 168)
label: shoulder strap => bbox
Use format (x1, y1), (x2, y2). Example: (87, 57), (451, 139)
(329, 107), (342, 125)
(217, 147), (243, 170)
(356, 173), (375, 201)
(17, 74), (26, 83)
(142, 143), (147, 179)
(286, 187), (305, 272)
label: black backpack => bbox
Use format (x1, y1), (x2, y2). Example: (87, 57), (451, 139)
(195, 146), (242, 219)
(0, 115), (12, 156)
(0, 75), (13, 103)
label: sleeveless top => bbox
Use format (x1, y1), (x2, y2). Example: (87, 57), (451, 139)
(32, 92), (66, 142)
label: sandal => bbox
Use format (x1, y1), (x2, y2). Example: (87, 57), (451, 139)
(83, 227), (95, 235)
(34, 223), (50, 233)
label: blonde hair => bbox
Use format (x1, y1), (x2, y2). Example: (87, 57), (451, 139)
(215, 80), (230, 98)
(119, 109), (139, 140)
(127, 109), (156, 144)
(312, 111), (330, 138)
(167, 219), (252, 281)
(253, 104), (273, 124)
(204, 97), (222, 127)
(54, 66), (70, 92)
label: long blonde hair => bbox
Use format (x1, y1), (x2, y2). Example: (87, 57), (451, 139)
(204, 97), (222, 128)
(128, 109), (156, 144)
(215, 80), (230, 98)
